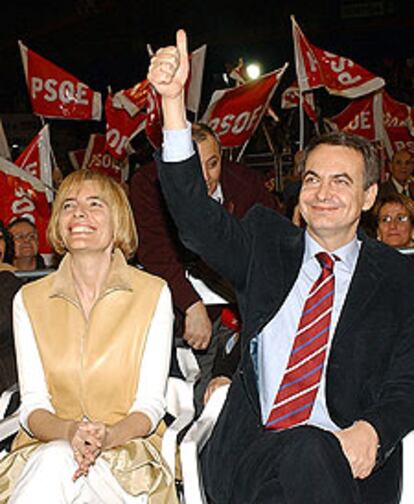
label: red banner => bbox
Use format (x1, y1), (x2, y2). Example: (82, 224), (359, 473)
(0, 158), (51, 254)
(281, 80), (317, 122)
(327, 91), (414, 158)
(15, 124), (53, 202)
(201, 65), (287, 148)
(382, 92), (414, 156)
(82, 134), (128, 182)
(104, 94), (146, 160)
(326, 94), (379, 142)
(19, 41), (102, 120)
(292, 16), (385, 99)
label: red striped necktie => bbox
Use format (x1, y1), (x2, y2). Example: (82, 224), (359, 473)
(265, 252), (335, 430)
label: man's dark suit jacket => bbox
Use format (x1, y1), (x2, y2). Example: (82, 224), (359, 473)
(158, 153), (414, 504)
(129, 160), (279, 325)
(378, 178), (414, 200)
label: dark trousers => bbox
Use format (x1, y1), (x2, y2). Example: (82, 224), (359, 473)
(203, 424), (402, 504)
(226, 426), (360, 504)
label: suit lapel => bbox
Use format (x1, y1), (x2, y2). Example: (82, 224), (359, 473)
(243, 225), (305, 415)
(280, 229), (305, 295)
(332, 237), (384, 347)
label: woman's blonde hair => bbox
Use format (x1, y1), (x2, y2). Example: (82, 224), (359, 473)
(48, 170), (138, 259)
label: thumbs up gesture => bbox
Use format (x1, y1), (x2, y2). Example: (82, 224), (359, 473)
(148, 29), (189, 100)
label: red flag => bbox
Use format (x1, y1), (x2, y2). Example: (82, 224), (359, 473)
(15, 125), (53, 202)
(382, 92), (414, 156)
(326, 94), (381, 142)
(281, 80), (318, 123)
(201, 65), (287, 148)
(105, 94), (146, 161)
(292, 16), (385, 98)
(327, 91), (414, 158)
(68, 149), (87, 170)
(19, 41), (102, 120)
(145, 86), (163, 149)
(0, 158), (51, 254)
(82, 134), (128, 182)
(112, 80), (151, 117)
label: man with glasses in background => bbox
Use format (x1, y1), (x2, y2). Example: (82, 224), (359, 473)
(8, 217), (45, 271)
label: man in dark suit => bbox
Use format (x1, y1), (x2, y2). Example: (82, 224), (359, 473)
(129, 123), (279, 410)
(378, 149), (414, 200)
(149, 30), (414, 504)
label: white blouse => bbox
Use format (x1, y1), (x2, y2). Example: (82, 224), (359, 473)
(13, 284), (174, 434)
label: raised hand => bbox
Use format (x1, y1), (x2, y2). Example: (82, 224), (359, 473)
(147, 29), (189, 100)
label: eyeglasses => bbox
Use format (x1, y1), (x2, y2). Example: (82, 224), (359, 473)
(12, 232), (38, 241)
(379, 214), (410, 224)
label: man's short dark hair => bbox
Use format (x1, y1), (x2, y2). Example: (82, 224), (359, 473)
(191, 122), (222, 154)
(298, 131), (380, 189)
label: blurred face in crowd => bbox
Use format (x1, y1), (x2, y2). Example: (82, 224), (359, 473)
(0, 231), (5, 262)
(58, 180), (114, 256)
(391, 149), (413, 185)
(377, 202), (413, 248)
(9, 221), (39, 261)
(196, 135), (222, 197)
(300, 144), (377, 250)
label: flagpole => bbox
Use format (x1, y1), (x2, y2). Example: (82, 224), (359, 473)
(299, 89), (304, 150)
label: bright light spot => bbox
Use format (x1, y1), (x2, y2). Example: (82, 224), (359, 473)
(222, 73), (230, 85)
(246, 63), (261, 80)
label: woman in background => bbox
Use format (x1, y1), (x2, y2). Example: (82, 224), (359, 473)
(374, 193), (414, 249)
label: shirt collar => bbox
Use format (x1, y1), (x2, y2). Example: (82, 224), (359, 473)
(391, 177), (408, 193)
(210, 183), (224, 204)
(304, 231), (360, 273)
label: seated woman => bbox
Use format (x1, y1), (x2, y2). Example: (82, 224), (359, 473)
(0, 171), (178, 503)
(374, 193), (414, 249)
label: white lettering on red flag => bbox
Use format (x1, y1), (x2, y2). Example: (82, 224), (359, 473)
(82, 134), (128, 182)
(15, 124), (53, 202)
(19, 41), (102, 120)
(292, 16), (385, 98)
(382, 92), (414, 156)
(105, 94), (146, 161)
(202, 65), (288, 148)
(0, 157), (51, 254)
(326, 94), (378, 141)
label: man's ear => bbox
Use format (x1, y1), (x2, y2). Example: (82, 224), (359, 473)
(362, 183), (378, 211)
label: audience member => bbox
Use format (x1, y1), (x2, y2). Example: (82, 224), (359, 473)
(8, 217), (45, 271)
(130, 122), (280, 411)
(0, 221), (22, 391)
(150, 30), (414, 504)
(0, 221), (15, 271)
(378, 148), (414, 199)
(0, 170), (177, 503)
(283, 149), (304, 220)
(374, 193), (414, 248)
